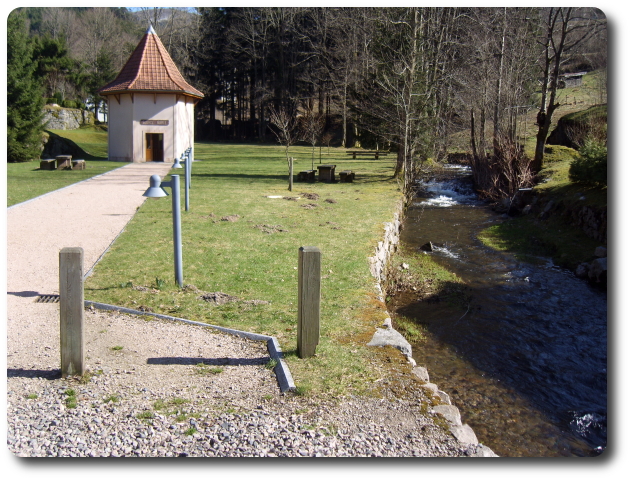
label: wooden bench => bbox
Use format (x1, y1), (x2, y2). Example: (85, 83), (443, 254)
(40, 159), (56, 170)
(346, 151), (388, 159)
(317, 164), (336, 182)
(339, 170), (355, 183)
(72, 159), (86, 170)
(297, 170), (316, 182)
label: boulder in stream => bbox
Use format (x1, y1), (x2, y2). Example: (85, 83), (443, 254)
(588, 257), (607, 284)
(420, 242), (434, 252)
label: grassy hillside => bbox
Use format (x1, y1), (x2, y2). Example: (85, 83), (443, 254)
(447, 69), (607, 157)
(48, 125), (110, 159)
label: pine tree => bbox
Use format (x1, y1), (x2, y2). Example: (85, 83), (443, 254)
(7, 11), (45, 162)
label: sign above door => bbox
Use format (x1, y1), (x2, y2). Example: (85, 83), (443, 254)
(140, 119), (169, 126)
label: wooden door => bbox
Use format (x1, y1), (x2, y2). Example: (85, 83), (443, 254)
(145, 134), (164, 162)
(145, 133), (153, 161)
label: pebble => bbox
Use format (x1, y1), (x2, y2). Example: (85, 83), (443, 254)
(7, 310), (477, 458)
(7, 382), (468, 457)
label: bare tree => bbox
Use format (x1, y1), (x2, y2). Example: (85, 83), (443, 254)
(300, 106), (325, 169)
(268, 105), (298, 166)
(470, 134), (535, 202)
(136, 7), (166, 31)
(326, 8), (373, 148)
(355, 8), (450, 194)
(533, 7), (606, 171)
(459, 8), (539, 199)
(41, 7), (77, 43)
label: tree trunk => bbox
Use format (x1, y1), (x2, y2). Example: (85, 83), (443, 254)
(493, 8), (507, 157)
(341, 80), (348, 148)
(533, 7), (572, 172)
(394, 148), (404, 178)
(470, 108), (478, 160)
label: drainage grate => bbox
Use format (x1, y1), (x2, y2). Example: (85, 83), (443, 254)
(35, 294), (60, 303)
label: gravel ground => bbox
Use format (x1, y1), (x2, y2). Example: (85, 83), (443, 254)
(7, 306), (467, 458)
(5, 162), (474, 458)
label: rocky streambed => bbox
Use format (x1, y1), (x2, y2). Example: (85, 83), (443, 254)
(387, 165), (607, 456)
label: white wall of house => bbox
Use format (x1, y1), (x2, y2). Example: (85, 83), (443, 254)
(174, 98), (195, 161)
(107, 95), (134, 162)
(105, 93), (196, 162)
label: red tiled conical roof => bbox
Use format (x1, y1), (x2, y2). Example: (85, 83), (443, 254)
(99, 26), (203, 99)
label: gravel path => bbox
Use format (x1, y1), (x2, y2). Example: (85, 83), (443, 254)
(6, 161), (473, 458)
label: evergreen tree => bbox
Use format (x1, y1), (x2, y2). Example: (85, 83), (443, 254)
(7, 11), (45, 162)
(33, 35), (77, 102)
(86, 48), (117, 118)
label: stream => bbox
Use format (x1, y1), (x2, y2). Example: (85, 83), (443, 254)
(389, 165), (607, 457)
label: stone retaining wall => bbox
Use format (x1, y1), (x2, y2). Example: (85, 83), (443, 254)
(42, 105), (95, 130)
(367, 198), (497, 456)
(368, 199), (404, 302)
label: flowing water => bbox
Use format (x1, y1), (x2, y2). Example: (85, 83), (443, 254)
(390, 165), (607, 457)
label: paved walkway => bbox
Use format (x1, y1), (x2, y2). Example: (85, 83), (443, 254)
(7, 162), (173, 302)
(6, 162), (174, 357)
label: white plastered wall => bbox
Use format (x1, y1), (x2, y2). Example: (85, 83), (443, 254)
(107, 95), (134, 162)
(174, 99), (195, 161)
(106, 93), (196, 162)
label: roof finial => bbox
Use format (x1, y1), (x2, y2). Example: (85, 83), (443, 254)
(147, 24), (156, 35)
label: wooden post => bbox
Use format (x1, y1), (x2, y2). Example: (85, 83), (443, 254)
(298, 246), (321, 358)
(59, 247), (84, 376)
(289, 157), (294, 192)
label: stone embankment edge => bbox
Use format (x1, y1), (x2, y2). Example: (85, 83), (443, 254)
(366, 198), (498, 457)
(83, 300), (296, 394)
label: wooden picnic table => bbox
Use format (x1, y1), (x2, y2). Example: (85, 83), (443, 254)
(55, 155), (73, 169)
(317, 164), (336, 182)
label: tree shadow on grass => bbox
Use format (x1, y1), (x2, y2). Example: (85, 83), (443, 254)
(193, 173), (288, 182)
(192, 173), (394, 187)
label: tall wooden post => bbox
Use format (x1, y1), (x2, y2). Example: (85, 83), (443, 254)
(289, 157), (294, 192)
(59, 247), (85, 376)
(298, 246), (321, 358)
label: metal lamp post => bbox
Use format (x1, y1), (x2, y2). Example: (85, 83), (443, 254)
(172, 154), (189, 212)
(143, 174), (183, 288)
(186, 148), (192, 188)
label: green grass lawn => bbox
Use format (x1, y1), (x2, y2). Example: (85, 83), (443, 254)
(6, 125), (120, 207)
(6, 160), (125, 207)
(48, 125), (110, 159)
(84, 142), (404, 397)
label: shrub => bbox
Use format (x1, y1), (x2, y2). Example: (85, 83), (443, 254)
(569, 139), (607, 187)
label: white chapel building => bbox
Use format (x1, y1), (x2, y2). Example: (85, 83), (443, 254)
(98, 26), (203, 163)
